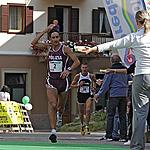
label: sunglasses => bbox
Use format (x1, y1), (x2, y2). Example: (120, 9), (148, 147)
(51, 36), (59, 39)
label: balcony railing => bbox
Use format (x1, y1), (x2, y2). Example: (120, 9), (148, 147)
(37, 32), (114, 45)
(60, 32), (113, 44)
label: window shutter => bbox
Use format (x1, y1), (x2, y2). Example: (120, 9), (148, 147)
(0, 6), (2, 31)
(92, 9), (99, 33)
(71, 8), (79, 32)
(1, 5), (8, 32)
(48, 7), (56, 25)
(26, 6), (33, 33)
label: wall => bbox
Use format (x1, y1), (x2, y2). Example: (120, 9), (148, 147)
(0, 55), (49, 130)
(0, 0), (111, 130)
(0, 0), (104, 55)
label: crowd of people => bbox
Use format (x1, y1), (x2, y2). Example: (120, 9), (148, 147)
(31, 10), (150, 150)
(80, 10), (150, 150)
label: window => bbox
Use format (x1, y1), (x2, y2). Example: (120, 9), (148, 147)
(9, 6), (25, 33)
(5, 73), (26, 102)
(48, 6), (79, 33)
(0, 4), (33, 34)
(1, 68), (31, 103)
(48, 6), (79, 42)
(92, 8), (112, 36)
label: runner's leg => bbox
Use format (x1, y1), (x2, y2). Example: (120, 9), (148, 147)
(47, 87), (58, 142)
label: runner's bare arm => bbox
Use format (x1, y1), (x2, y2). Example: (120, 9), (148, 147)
(91, 74), (97, 89)
(60, 46), (80, 79)
(64, 46), (80, 70)
(70, 74), (80, 88)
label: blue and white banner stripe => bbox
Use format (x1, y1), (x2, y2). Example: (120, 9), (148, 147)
(103, 0), (146, 67)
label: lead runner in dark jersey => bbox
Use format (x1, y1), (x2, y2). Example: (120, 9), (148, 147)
(31, 24), (80, 143)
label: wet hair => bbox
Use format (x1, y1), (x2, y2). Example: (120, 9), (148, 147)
(47, 29), (60, 38)
(1, 85), (10, 93)
(81, 62), (88, 66)
(135, 10), (150, 34)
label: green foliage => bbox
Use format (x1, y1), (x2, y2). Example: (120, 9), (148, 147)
(59, 111), (107, 132)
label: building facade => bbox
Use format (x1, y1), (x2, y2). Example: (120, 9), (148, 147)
(0, 0), (113, 130)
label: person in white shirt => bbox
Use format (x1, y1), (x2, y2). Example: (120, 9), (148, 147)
(0, 85), (10, 101)
(81, 10), (150, 150)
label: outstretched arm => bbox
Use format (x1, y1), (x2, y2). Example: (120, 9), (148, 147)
(106, 68), (127, 74)
(81, 33), (134, 54)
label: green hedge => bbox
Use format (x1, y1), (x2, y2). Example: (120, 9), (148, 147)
(59, 111), (107, 132)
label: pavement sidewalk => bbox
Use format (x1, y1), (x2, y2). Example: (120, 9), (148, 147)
(0, 131), (150, 150)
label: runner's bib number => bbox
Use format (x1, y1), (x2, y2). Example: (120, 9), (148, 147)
(49, 61), (62, 72)
(79, 86), (90, 93)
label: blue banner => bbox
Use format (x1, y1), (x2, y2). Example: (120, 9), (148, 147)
(103, 0), (146, 67)
(143, 0), (150, 10)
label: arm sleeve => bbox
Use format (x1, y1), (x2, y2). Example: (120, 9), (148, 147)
(6, 93), (10, 101)
(97, 33), (135, 52)
(96, 74), (112, 97)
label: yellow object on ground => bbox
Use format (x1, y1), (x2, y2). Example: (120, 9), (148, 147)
(0, 101), (24, 125)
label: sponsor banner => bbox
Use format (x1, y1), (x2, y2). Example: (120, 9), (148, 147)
(144, 0), (150, 11)
(103, 0), (145, 67)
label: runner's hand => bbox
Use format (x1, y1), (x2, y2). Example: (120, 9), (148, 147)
(60, 70), (70, 79)
(93, 94), (98, 103)
(96, 79), (103, 86)
(47, 24), (55, 32)
(79, 81), (85, 87)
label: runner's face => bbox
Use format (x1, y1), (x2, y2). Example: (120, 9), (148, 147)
(50, 32), (60, 46)
(81, 64), (88, 74)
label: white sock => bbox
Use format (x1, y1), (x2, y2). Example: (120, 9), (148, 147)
(51, 129), (56, 134)
(57, 112), (62, 120)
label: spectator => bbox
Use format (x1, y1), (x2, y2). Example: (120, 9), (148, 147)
(53, 19), (60, 32)
(96, 54), (128, 142)
(0, 85), (10, 101)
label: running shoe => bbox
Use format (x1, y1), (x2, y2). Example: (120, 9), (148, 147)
(85, 126), (90, 135)
(124, 140), (131, 145)
(49, 133), (57, 143)
(119, 138), (128, 142)
(80, 126), (85, 136)
(100, 136), (113, 141)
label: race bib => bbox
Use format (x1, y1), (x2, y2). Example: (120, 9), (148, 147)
(79, 86), (90, 93)
(49, 61), (62, 72)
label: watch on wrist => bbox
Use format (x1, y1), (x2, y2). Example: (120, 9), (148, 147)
(67, 67), (72, 72)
